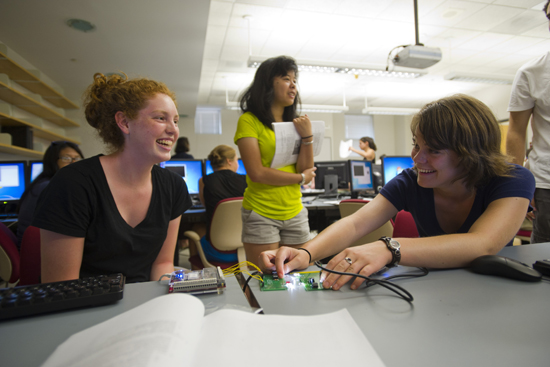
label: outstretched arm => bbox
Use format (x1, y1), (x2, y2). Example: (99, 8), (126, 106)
(259, 194), (398, 277)
(323, 196), (530, 290)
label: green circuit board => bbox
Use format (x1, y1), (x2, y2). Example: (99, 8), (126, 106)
(260, 271), (328, 291)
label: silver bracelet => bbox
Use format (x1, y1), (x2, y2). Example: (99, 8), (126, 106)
(302, 139), (314, 146)
(300, 173), (306, 185)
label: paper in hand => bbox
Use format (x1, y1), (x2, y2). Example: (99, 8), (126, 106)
(339, 139), (353, 158)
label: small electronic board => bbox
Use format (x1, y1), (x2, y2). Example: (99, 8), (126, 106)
(260, 271), (328, 291)
(168, 267), (226, 295)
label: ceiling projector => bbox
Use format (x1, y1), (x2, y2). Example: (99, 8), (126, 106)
(393, 45), (442, 69)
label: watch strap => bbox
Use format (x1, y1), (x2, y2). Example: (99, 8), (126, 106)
(379, 236), (401, 267)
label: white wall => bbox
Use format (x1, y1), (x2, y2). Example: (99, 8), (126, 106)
(174, 109), (417, 162)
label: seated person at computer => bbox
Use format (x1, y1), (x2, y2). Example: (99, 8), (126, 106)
(171, 137), (194, 159)
(259, 94), (535, 291)
(349, 136), (377, 163)
(195, 144), (247, 263)
(16, 141), (84, 248)
(33, 72), (192, 283)
(234, 55), (317, 266)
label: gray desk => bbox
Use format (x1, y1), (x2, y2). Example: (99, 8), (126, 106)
(249, 243), (550, 367)
(0, 276), (251, 367)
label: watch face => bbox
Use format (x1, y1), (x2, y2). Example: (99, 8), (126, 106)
(389, 239), (400, 250)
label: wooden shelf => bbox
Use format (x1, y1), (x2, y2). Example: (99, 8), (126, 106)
(0, 112), (80, 145)
(0, 143), (43, 159)
(0, 51), (78, 110)
(0, 81), (79, 127)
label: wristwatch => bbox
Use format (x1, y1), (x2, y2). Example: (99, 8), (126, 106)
(379, 236), (401, 267)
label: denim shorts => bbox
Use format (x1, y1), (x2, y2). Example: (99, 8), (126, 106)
(241, 207), (310, 245)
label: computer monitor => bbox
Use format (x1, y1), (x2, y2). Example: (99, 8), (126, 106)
(0, 161), (27, 202)
(159, 159), (203, 195)
(29, 160), (44, 183)
(314, 161), (349, 190)
(381, 156), (414, 186)
(205, 159), (247, 175)
(348, 160), (374, 199)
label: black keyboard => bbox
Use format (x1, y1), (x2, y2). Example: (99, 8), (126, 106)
(0, 273), (125, 321)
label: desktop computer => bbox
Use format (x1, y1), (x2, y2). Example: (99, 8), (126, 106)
(0, 161), (27, 218)
(204, 158), (247, 175)
(381, 156), (414, 186)
(159, 159), (203, 205)
(348, 160), (375, 199)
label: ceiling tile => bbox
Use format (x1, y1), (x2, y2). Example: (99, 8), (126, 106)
(454, 5), (523, 32)
(489, 9), (548, 34)
(456, 32), (513, 51)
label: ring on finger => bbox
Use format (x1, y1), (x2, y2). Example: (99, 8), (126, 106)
(345, 257), (352, 265)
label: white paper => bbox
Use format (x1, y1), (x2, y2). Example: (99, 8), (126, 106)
(339, 139), (353, 158)
(270, 120), (325, 169)
(41, 294), (205, 367)
(42, 294), (386, 367)
(193, 308), (385, 367)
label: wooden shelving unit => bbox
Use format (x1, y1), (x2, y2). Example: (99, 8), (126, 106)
(0, 143), (43, 159)
(0, 47), (81, 158)
(0, 81), (79, 127)
(0, 112), (80, 145)
(0, 50), (78, 110)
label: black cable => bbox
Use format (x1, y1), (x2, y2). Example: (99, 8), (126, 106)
(242, 271), (260, 292)
(314, 261), (429, 302)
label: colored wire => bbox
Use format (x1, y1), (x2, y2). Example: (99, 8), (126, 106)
(222, 261), (263, 282)
(314, 261), (429, 302)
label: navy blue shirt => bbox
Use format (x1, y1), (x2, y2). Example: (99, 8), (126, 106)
(380, 165), (535, 244)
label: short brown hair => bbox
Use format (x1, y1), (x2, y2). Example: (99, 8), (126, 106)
(208, 145), (237, 170)
(410, 94), (511, 189)
(83, 73), (177, 152)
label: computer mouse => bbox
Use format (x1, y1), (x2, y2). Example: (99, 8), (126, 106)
(469, 255), (542, 282)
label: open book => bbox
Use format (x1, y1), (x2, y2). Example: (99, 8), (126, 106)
(42, 293), (385, 367)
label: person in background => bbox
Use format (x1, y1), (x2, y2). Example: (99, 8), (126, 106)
(171, 137), (194, 159)
(349, 136), (377, 163)
(195, 144), (247, 263)
(506, 0), (550, 244)
(260, 94), (535, 291)
(16, 141), (84, 248)
(33, 72), (191, 283)
(234, 55), (316, 266)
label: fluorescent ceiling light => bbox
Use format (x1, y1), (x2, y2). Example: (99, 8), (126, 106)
(362, 107), (420, 115)
(248, 56), (426, 79)
(444, 72), (513, 85)
(300, 104), (349, 113)
(226, 101), (349, 113)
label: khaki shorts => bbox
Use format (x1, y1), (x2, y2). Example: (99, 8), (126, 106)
(241, 207), (310, 245)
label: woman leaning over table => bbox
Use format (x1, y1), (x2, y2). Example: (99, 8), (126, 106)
(33, 73), (191, 283)
(234, 55), (317, 266)
(260, 94), (535, 291)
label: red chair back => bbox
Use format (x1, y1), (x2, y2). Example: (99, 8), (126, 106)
(392, 210), (419, 238)
(19, 226), (41, 285)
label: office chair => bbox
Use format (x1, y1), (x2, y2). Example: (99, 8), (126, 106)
(19, 225), (41, 285)
(0, 221), (20, 286)
(338, 199), (394, 247)
(185, 197), (246, 270)
(391, 210), (419, 238)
